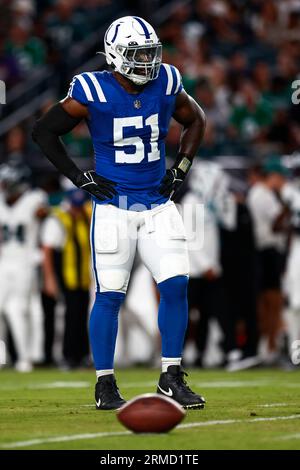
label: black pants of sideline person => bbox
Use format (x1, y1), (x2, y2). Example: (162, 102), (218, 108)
(62, 288), (90, 367)
(41, 292), (56, 365)
(187, 277), (224, 365)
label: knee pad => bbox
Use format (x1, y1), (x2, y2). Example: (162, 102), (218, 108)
(99, 269), (129, 292)
(158, 253), (189, 284)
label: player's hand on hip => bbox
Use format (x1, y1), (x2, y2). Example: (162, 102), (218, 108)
(159, 168), (185, 199)
(75, 170), (117, 201)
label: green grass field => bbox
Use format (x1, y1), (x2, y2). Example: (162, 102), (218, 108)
(0, 367), (300, 450)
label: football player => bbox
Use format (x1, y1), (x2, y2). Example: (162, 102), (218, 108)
(33, 16), (206, 409)
(0, 162), (47, 372)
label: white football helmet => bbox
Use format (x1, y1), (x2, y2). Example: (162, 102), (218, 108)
(103, 16), (162, 85)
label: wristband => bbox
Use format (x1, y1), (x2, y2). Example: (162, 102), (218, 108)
(174, 153), (192, 174)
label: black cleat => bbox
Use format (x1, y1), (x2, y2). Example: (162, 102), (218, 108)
(157, 365), (206, 410)
(95, 374), (126, 410)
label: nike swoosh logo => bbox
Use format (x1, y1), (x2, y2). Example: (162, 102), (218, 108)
(157, 385), (173, 397)
(95, 398), (101, 407)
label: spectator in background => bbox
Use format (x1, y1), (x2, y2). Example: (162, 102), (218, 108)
(267, 107), (292, 154)
(182, 161), (236, 367)
(62, 121), (94, 159)
(195, 78), (228, 132)
(281, 180), (300, 362)
(252, 61), (272, 96)
(247, 158), (289, 364)
(41, 188), (91, 369)
(45, 0), (89, 63)
(0, 36), (21, 88)
(38, 174), (64, 366)
(12, 0), (35, 30)
(220, 181), (260, 371)
(251, 0), (279, 45)
(229, 79), (273, 147)
(4, 126), (27, 165)
(5, 23), (46, 76)
(0, 161), (47, 372)
(196, 119), (222, 159)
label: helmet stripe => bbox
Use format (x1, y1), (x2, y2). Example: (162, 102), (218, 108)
(85, 72), (107, 102)
(111, 23), (121, 43)
(132, 16), (151, 39)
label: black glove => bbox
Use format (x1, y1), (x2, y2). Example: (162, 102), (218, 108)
(74, 170), (117, 201)
(158, 167), (186, 199)
(159, 154), (192, 199)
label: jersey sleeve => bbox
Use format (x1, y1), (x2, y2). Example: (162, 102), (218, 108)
(160, 63), (183, 96)
(67, 74), (90, 105)
(40, 216), (66, 249)
(67, 72), (107, 105)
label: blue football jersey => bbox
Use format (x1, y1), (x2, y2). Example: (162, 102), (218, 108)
(67, 64), (183, 210)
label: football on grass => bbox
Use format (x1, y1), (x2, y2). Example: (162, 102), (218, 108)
(117, 393), (186, 433)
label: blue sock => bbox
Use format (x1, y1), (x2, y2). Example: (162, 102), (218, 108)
(157, 275), (189, 358)
(89, 291), (125, 370)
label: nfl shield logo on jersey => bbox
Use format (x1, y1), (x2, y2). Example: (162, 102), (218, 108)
(134, 99), (142, 109)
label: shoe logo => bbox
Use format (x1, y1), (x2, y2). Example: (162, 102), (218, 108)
(158, 385), (173, 397)
(96, 398), (101, 407)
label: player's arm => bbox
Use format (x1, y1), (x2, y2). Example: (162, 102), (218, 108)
(159, 90), (206, 199)
(42, 245), (59, 298)
(32, 97), (116, 201)
(35, 206), (49, 219)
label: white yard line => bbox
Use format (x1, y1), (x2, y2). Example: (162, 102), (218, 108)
(29, 381), (91, 389)
(0, 379), (271, 391)
(273, 433), (300, 441)
(257, 403), (293, 408)
(1, 414), (300, 449)
(0, 431), (131, 449)
(193, 381), (269, 388)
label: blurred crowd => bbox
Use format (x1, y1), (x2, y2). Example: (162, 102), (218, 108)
(0, 0), (300, 372)
(0, 0), (125, 88)
(163, 0), (300, 158)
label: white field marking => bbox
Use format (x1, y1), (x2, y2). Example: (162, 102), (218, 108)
(0, 378), (295, 392)
(80, 401), (293, 409)
(194, 381), (269, 388)
(0, 431), (131, 449)
(28, 381), (90, 389)
(178, 415), (300, 429)
(121, 380), (269, 389)
(273, 433), (300, 441)
(1, 414), (300, 449)
(257, 403), (296, 408)
(0, 381), (91, 391)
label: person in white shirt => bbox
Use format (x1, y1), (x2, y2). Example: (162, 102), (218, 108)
(247, 159), (289, 362)
(40, 189), (91, 369)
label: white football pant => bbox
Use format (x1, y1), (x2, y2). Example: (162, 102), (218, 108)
(90, 200), (189, 293)
(0, 263), (34, 365)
